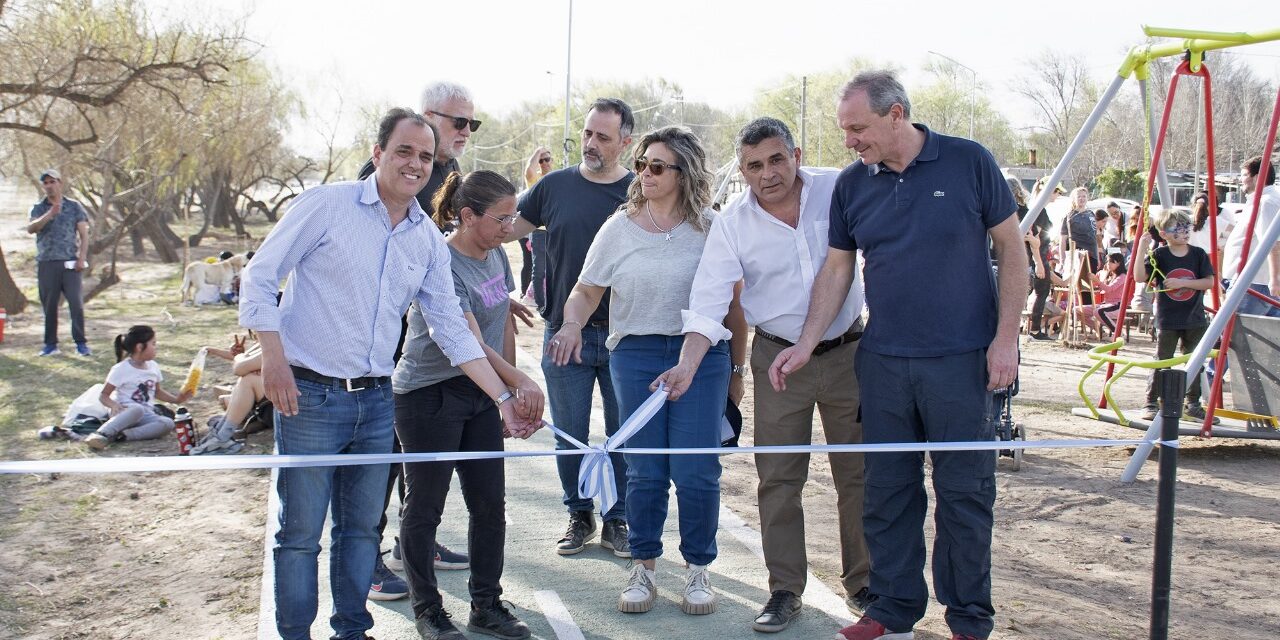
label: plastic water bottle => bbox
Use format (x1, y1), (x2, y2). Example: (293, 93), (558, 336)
(174, 407), (194, 455)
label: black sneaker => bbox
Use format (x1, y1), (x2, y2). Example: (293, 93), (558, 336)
(600, 519), (632, 558)
(467, 599), (531, 640)
(845, 586), (876, 613)
(1183, 404), (1220, 425)
(1029, 331), (1053, 341)
(752, 589), (802, 633)
(556, 511), (597, 555)
(415, 604), (465, 640)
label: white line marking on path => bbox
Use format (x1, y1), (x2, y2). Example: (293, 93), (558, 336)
(534, 590), (586, 640)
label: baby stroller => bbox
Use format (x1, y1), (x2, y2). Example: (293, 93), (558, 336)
(992, 375), (1025, 470)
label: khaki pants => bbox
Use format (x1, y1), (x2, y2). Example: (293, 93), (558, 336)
(750, 332), (869, 596)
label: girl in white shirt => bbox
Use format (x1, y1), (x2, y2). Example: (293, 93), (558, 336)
(86, 325), (192, 450)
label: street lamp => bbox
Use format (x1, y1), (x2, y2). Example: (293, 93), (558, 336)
(927, 50), (977, 140)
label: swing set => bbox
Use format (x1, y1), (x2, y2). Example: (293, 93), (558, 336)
(1015, 26), (1280, 442)
(1013, 26), (1280, 640)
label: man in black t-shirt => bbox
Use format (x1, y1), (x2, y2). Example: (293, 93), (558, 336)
(506, 98), (636, 558)
(355, 82), (483, 605)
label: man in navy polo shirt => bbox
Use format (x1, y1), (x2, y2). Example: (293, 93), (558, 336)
(768, 70), (1026, 640)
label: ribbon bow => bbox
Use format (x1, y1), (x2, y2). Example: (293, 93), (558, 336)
(545, 385), (669, 516)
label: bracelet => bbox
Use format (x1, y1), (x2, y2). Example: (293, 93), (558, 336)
(561, 320), (583, 329)
(731, 364), (748, 377)
(495, 391), (514, 406)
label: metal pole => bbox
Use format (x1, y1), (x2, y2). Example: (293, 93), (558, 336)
(1122, 210), (1280, 482)
(1149, 368), (1184, 640)
(1140, 77), (1173, 206)
(1021, 73), (1127, 235)
(800, 76), (808, 156)
(562, 0), (573, 169)
(1193, 82), (1203, 197)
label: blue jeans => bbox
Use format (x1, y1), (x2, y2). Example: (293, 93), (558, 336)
(544, 325), (624, 519)
(273, 378), (395, 640)
(611, 335), (728, 566)
(1228, 281), (1280, 317)
(854, 349), (996, 639)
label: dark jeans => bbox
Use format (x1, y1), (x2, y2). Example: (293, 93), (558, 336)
(395, 376), (506, 617)
(855, 348), (996, 639)
(530, 230), (548, 312)
(37, 260), (85, 346)
(1146, 324), (1209, 406)
(611, 335), (728, 566)
(519, 235), (534, 295)
(1029, 274), (1052, 332)
(543, 325), (624, 519)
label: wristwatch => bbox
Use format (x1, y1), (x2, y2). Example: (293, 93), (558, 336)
(495, 391), (515, 406)
(731, 364), (748, 377)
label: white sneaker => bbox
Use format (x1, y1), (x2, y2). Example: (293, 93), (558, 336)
(617, 563), (657, 613)
(681, 564), (717, 615)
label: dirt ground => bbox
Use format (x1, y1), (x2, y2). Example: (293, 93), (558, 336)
(2, 202), (1278, 639)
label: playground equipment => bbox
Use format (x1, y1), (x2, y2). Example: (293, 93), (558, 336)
(1016, 25), (1280, 640)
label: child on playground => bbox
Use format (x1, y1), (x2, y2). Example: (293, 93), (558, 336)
(85, 325), (193, 450)
(1133, 208), (1216, 422)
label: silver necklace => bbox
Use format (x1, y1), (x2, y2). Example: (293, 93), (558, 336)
(646, 201), (683, 241)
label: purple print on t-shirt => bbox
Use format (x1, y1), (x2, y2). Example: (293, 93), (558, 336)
(475, 274), (508, 309)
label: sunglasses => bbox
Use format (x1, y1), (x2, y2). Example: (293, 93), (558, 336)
(428, 111), (482, 133)
(539, 157), (552, 164)
(634, 158), (682, 176)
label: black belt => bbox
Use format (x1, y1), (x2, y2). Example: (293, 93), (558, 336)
(755, 324), (862, 357)
(290, 366), (390, 392)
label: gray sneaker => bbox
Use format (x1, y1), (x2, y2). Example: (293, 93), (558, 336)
(1141, 404), (1159, 421)
(600, 519), (631, 558)
(617, 563), (657, 613)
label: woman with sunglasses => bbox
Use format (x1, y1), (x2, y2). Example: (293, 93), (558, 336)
(548, 126), (744, 616)
(392, 170), (546, 640)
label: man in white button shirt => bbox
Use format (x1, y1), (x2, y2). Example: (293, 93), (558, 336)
(671, 117), (869, 633)
(1221, 156), (1280, 318)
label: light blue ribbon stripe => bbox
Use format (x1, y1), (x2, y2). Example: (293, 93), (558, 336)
(1, 389), (1177, 480)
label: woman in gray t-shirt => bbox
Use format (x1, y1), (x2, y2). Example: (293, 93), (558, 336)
(548, 127), (746, 617)
(392, 170), (545, 637)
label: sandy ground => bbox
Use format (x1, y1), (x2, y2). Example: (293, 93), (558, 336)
(2, 203), (1278, 638)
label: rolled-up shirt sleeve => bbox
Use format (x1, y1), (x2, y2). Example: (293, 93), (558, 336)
(681, 214), (740, 344)
(414, 231), (485, 367)
(238, 189), (329, 333)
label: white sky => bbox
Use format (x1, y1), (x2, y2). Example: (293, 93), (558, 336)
(157, 0), (1280, 154)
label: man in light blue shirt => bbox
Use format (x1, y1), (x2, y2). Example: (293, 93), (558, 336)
(240, 108), (534, 640)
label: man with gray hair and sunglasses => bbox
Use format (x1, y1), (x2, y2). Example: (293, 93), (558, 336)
(355, 81), (498, 603)
(770, 70), (1026, 640)
(666, 117), (869, 633)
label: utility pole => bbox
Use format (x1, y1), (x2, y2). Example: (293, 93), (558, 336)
(562, 0), (573, 168)
(800, 76), (808, 154)
(927, 50), (977, 140)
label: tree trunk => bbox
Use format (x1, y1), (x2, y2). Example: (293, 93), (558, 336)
(141, 214), (182, 263)
(0, 241), (28, 315)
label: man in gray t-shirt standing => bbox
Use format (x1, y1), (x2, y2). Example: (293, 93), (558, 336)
(26, 169), (91, 357)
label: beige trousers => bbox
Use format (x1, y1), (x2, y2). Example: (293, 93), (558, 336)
(750, 332), (869, 597)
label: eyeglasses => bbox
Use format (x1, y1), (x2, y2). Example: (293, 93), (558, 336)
(634, 158), (682, 176)
(428, 111), (482, 133)
(539, 157), (552, 164)
(481, 212), (518, 226)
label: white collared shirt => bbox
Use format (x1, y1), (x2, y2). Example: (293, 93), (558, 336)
(681, 167), (865, 344)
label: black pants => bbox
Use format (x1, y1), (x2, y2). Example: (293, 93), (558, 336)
(395, 376), (506, 616)
(376, 433), (404, 540)
(37, 260), (85, 346)
(1146, 325), (1208, 406)
(519, 236), (534, 294)
(1029, 274), (1052, 332)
